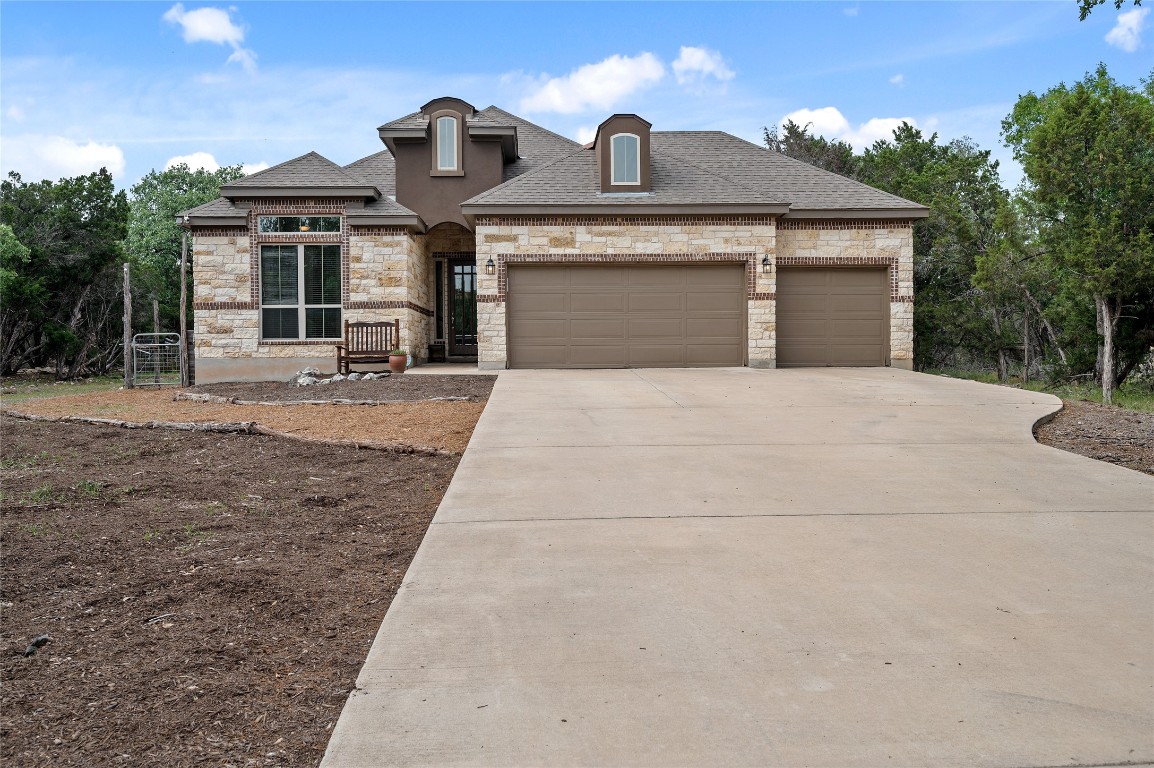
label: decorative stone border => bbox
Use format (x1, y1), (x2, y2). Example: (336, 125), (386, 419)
(778, 219), (913, 230)
(475, 215), (777, 227)
(478, 251), (761, 304)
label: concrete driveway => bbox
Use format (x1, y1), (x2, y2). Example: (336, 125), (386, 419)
(323, 368), (1154, 767)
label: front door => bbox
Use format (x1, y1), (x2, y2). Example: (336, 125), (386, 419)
(449, 258), (478, 358)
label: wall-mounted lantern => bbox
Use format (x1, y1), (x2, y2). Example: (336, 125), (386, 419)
(761, 255), (770, 273)
(485, 257), (496, 275)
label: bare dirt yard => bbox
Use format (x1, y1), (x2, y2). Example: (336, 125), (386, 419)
(1035, 398), (1154, 476)
(1, 375), (493, 767)
(2, 374), (1150, 768)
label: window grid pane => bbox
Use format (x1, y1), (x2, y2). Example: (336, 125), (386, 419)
(304, 245), (341, 305)
(262, 308), (299, 339)
(437, 116), (457, 170)
(258, 216), (341, 233)
(260, 245), (298, 304)
(305, 308), (342, 339)
(611, 135), (639, 184)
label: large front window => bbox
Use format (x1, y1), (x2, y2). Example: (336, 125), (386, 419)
(610, 133), (640, 185)
(260, 244), (342, 340)
(258, 216), (341, 233)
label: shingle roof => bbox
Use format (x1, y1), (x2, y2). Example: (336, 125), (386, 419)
(181, 197), (241, 217)
(652, 132), (927, 213)
(344, 150), (396, 196)
(377, 111), (427, 131)
(223, 151), (376, 192)
(479, 106), (582, 182)
(464, 147), (787, 208)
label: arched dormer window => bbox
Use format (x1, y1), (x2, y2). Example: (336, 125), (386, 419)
(432, 113), (463, 175)
(610, 133), (640, 185)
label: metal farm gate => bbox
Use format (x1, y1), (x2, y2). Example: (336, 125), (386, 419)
(132, 333), (183, 386)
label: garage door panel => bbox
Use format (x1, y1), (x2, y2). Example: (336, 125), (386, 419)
(629, 318), (685, 338)
(686, 291), (745, 312)
(570, 318), (626, 340)
(686, 317), (743, 338)
(508, 265), (744, 368)
(831, 319), (887, 338)
(570, 293), (627, 313)
(777, 268), (888, 367)
(628, 268), (685, 287)
(509, 318), (568, 339)
(629, 293), (684, 312)
(569, 267), (625, 287)
(513, 292), (569, 313)
(570, 345), (627, 366)
(831, 269), (886, 289)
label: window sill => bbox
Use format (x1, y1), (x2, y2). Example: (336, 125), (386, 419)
(430, 169), (465, 177)
(260, 339), (342, 345)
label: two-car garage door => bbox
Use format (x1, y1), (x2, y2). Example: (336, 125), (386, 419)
(507, 264), (744, 368)
(505, 264), (889, 369)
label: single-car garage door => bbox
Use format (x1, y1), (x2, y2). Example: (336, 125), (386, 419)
(776, 268), (889, 367)
(507, 264), (744, 368)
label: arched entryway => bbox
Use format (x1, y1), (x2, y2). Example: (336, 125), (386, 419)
(425, 223), (478, 361)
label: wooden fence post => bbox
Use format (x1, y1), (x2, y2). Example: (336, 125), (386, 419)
(123, 263), (133, 388)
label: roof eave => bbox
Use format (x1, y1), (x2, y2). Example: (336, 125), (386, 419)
(346, 214), (427, 233)
(183, 215), (247, 227)
(461, 202), (792, 217)
(782, 207), (930, 220)
(220, 185), (382, 200)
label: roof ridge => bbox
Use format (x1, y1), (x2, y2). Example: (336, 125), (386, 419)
(482, 106), (581, 148)
(463, 145), (589, 205)
(227, 150), (370, 188)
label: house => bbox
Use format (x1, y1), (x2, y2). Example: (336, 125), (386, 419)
(182, 97), (928, 383)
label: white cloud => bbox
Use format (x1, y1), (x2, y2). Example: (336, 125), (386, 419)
(889, 73), (905, 86)
(163, 4), (257, 72)
(1, 134), (126, 181)
(672, 46), (735, 88)
(518, 53), (665, 114)
(574, 126), (597, 145)
(1105, 7), (1149, 52)
(165, 151), (220, 172)
(165, 153), (269, 175)
(780, 107), (916, 150)
(6, 105), (26, 121)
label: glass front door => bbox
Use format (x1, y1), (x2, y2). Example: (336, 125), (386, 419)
(449, 259), (478, 357)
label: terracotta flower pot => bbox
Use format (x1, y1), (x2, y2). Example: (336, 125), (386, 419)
(388, 353), (407, 374)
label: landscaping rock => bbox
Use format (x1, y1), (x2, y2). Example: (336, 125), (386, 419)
(296, 376), (317, 387)
(347, 372), (361, 381)
(330, 373), (346, 383)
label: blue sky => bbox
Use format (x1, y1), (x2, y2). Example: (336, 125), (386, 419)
(1, 1), (1150, 191)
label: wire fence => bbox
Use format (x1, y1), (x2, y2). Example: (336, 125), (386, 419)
(132, 333), (183, 387)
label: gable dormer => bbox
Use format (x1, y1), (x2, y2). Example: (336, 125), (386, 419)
(377, 97), (518, 230)
(594, 114), (652, 193)
(423, 97), (473, 177)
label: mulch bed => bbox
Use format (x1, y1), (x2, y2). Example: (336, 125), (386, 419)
(189, 375), (496, 403)
(1, 416), (461, 767)
(1035, 399), (1154, 476)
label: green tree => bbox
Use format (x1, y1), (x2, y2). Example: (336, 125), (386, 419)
(0, 170), (129, 377)
(856, 126), (1010, 372)
(1077, 0), (1142, 20)
(125, 162), (244, 331)
(764, 120), (859, 178)
(1002, 64), (1154, 403)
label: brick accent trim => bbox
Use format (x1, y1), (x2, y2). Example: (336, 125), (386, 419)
(778, 219), (912, 230)
(475, 215), (777, 227)
(245, 202), (353, 308)
(776, 255), (908, 301)
(347, 226), (409, 235)
(488, 252), (761, 303)
(431, 251), (477, 258)
(259, 340), (340, 346)
(345, 300), (434, 317)
(188, 226), (247, 236)
(193, 301), (256, 310)
(749, 292), (775, 301)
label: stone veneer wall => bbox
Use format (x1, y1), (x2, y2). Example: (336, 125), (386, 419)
(473, 216), (915, 370)
(473, 216), (778, 368)
(775, 221), (915, 367)
(191, 199), (432, 380)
